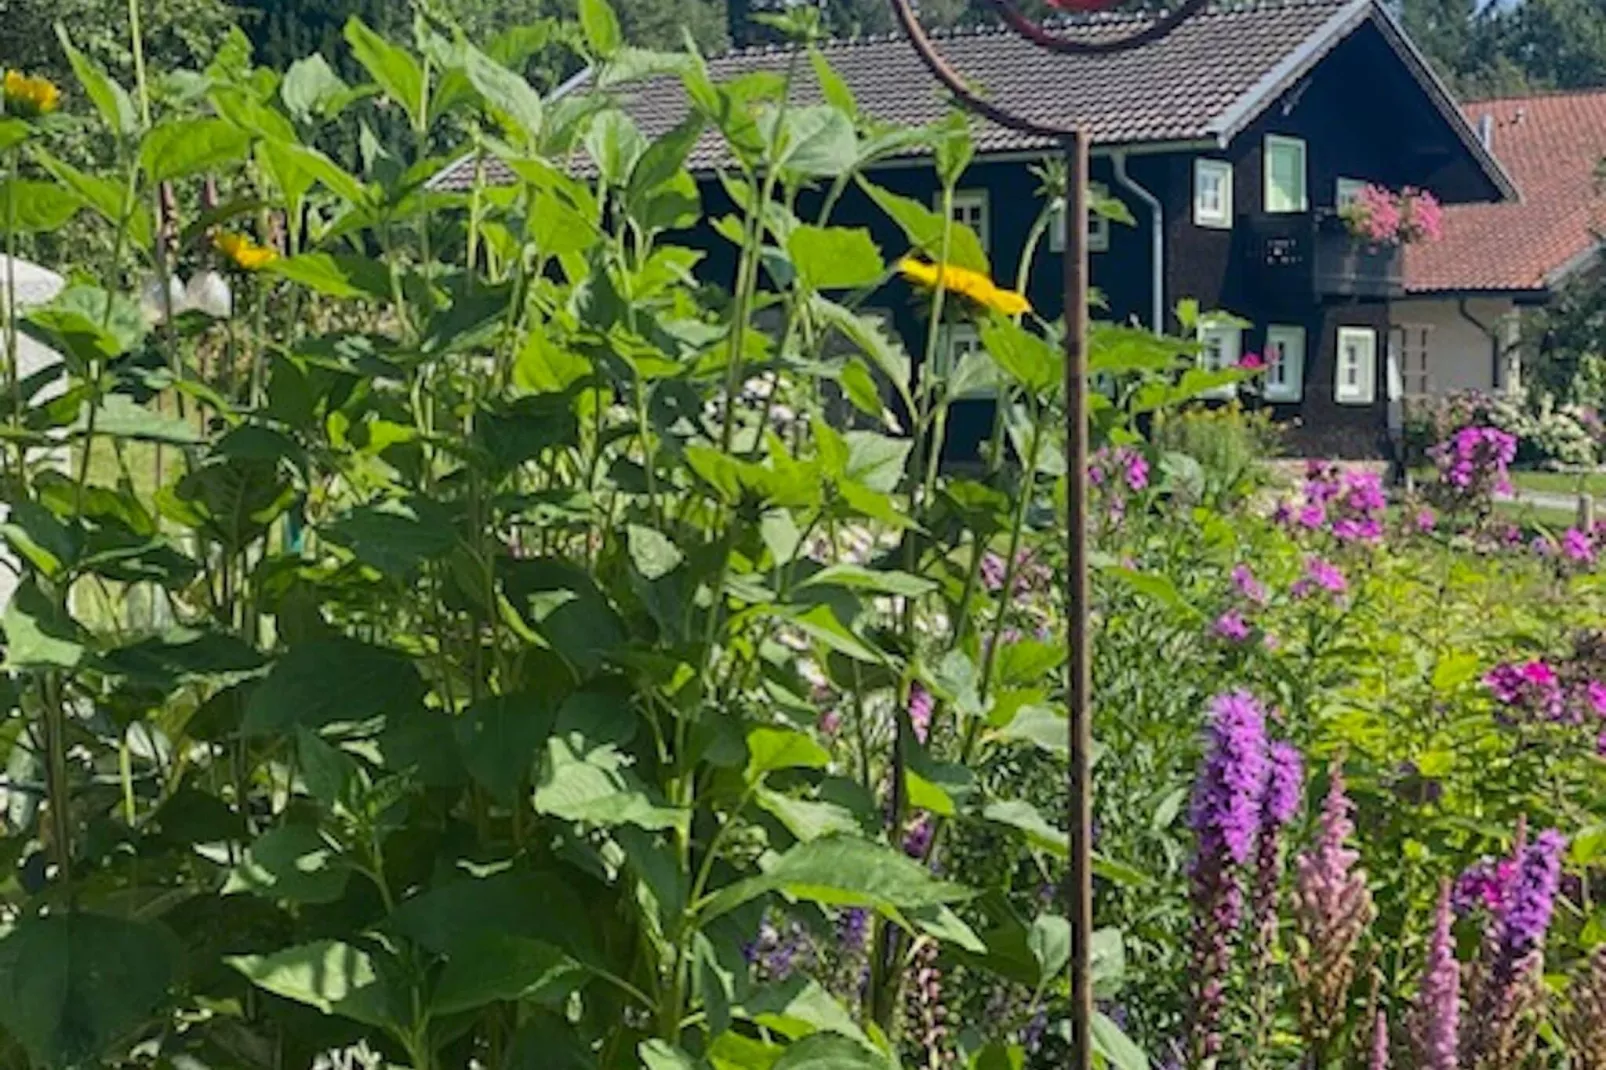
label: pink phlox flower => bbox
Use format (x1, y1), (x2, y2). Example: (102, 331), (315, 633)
(1586, 680), (1606, 717)
(1230, 564), (1269, 605)
(1237, 351), (1266, 371)
(1303, 556), (1348, 595)
(1213, 609), (1251, 643)
(1562, 527), (1596, 565)
(1415, 507), (1437, 532)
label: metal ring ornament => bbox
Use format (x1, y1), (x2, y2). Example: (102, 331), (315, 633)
(888, 0), (1208, 137)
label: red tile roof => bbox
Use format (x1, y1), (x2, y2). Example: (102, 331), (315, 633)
(1404, 90), (1606, 294)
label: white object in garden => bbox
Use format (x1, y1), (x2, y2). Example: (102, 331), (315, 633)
(0, 256), (67, 613)
(184, 270), (233, 319)
(140, 273), (187, 325)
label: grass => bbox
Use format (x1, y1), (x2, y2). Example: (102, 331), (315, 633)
(1508, 469), (1606, 500)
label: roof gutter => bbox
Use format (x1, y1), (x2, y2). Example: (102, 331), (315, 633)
(1111, 149), (1164, 334)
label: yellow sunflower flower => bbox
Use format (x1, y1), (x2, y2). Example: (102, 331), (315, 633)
(2, 70), (61, 119)
(898, 257), (1031, 317)
(214, 231), (279, 272)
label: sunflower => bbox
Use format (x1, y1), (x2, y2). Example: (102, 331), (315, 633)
(214, 231), (279, 272)
(898, 257), (1031, 317)
(2, 70), (61, 119)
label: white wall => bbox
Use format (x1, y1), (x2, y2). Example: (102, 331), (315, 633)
(1391, 296), (1521, 398)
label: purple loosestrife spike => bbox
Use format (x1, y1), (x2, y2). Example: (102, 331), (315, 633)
(1464, 822), (1561, 1068)
(1409, 881), (1461, 1070)
(1187, 691), (1270, 1065)
(1561, 946), (1606, 1070)
(1248, 740), (1305, 1063)
(907, 683), (934, 745)
(1371, 1010), (1391, 1070)
(1292, 761), (1375, 1063)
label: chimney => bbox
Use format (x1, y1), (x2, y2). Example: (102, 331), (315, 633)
(1476, 113), (1494, 150)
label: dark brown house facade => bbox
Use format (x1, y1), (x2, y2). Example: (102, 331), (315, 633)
(435, 0), (1515, 458)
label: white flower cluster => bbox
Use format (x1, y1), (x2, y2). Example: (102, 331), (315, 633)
(139, 272), (233, 323)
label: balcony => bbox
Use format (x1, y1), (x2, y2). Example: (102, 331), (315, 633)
(1244, 211), (1404, 300)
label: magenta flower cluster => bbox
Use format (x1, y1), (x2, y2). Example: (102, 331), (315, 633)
(1485, 657), (1606, 748)
(1431, 425), (1517, 509)
(1213, 563), (1275, 646)
(1292, 555), (1348, 600)
(1277, 462), (1387, 543)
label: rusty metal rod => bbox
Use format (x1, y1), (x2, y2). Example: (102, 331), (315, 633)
(1062, 128), (1094, 1070)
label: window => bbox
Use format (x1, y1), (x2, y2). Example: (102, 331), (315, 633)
(1389, 324), (1432, 397)
(936, 323), (991, 399)
(943, 190), (990, 251)
(1335, 326), (1377, 405)
(1049, 186), (1113, 253)
(1264, 135), (1308, 213)
(1263, 325), (1305, 402)
(1336, 177), (1366, 208)
(1198, 321), (1242, 399)
(1194, 159), (1233, 228)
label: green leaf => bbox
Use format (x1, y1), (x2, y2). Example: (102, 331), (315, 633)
(0, 913), (176, 1069)
(810, 297), (912, 414)
(993, 705), (1067, 757)
(628, 524), (684, 580)
(746, 727), (831, 780)
(860, 179), (988, 273)
(982, 798), (1068, 857)
(281, 53), (352, 121)
(242, 637), (423, 735)
(980, 316), (1061, 396)
(640, 1041), (709, 1069)
(740, 975), (872, 1046)
(56, 26), (138, 136)
(799, 564), (935, 598)
(322, 498), (457, 577)
(756, 789), (860, 842)
(784, 604), (883, 664)
(580, 0), (624, 58)
(297, 727), (361, 811)
(431, 933), (584, 1015)
(224, 824), (350, 904)
(767, 105), (858, 178)
(2, 578), (84, 669)
(258, 140), (367, 206)
(228, 940), (404, 1032)
(345, 17), (425, 125)
(0, 180), (82, 232)
(34, 152), (152, 249)
(1092, 1011), (1148, 1070)
(268, 252), (393, 300)
(534, 735), (686, 832)
(700, 835), (972, 923)
(584, 109), (647, 188)
(140, 119), (252, 184)
(456, 692), (556, 803)
(772, 1032), (891, 1069)
(809, 48), (856, 117)
(1028, 914), (1070, 981)
(392, 870), (597, 962)
(787, 225), (884, 291)
(458, 41), (544, 143)
(75, 394), (200, 445)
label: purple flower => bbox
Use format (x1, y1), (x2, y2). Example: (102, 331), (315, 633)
(1371, 1010), (1391, 1070)
(1587, 680), (1606, 717)
(1298, 503), (1328, 530)
(1125, 451), (1150, 492)
(1563, 527), (1597, 566)
(1190, 691), (1271, 867)
(1453, 857), (1518, 916)
(1416, 507), (1438, 532)
(1264, 742), (1304, 827)
(907, 683), (934, 744)
(1187, 691), (1270, 1064)
(1213, 609), (1251, 643)
(1409, 881), (1460, 1070)
(1294, 556), (1348, 598)
(1498, 829), (1565, 966)
(1231, 564), (1269, 605)
(1431, 425), (1517, 509)
(902, 812), (934, 859)
(819, 709), (842, 736)
(1485, 659), (1565, 722)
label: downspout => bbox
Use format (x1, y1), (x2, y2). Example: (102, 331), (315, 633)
(1456, 297), (1504, 392)
(1112, 150), (1164, 333)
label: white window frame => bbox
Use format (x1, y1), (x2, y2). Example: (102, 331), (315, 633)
(1335, 326), (1377, 405)
(1193, 159), (1234, 228)
(1198, 321), (1243, 399)
(1335, 177), (1367, 209)
(1263, 325), (1305, 403)
(1264, 135), (1308, 214)
(943, 190), (990, 252)
(1049, 188), (1112, 254)
(1391, 323), (1432, 397)
(936, 322), (991, 400)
